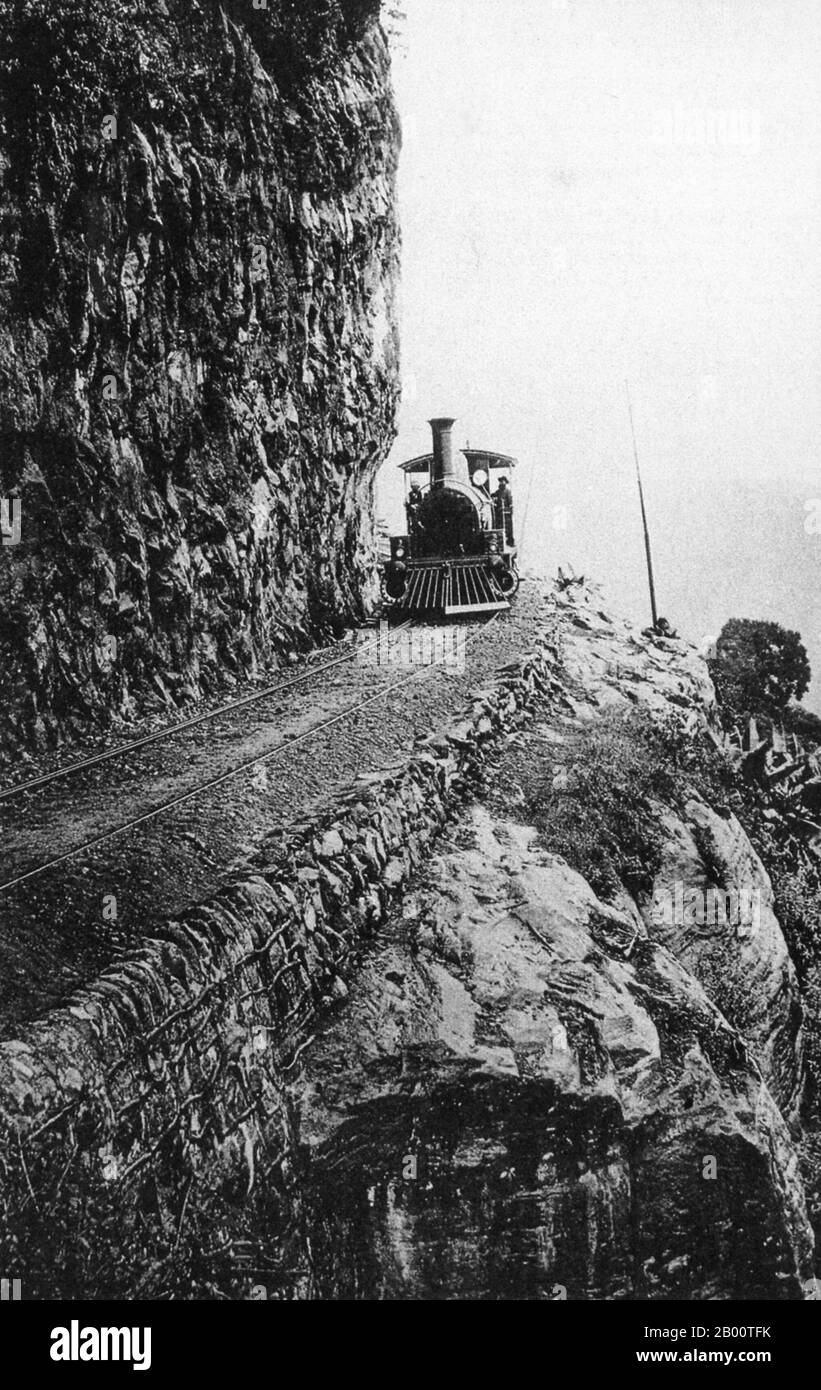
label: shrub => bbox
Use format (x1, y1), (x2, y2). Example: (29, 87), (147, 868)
(768, 862), (821, 983)
(523, 709), (730, 902)
(783, 703), (821, 750)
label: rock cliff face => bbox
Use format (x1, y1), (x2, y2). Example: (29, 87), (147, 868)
(0, 0), (400, 754)
(288, 808), (812, 1300)
(652, 801), (804, 1121)
(554, 589), (805, 1125)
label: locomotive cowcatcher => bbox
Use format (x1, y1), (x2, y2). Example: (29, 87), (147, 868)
(382, 417), (520, 617)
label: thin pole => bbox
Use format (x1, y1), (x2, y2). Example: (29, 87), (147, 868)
(625, 381), (658, 628)
(518, 458), (535, 565)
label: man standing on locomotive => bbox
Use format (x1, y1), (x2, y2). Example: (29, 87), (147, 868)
(406, 483), (424, 541)
(492, 475), (514, 545)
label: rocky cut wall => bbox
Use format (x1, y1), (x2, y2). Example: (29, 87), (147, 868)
(0, 0), (401, 755)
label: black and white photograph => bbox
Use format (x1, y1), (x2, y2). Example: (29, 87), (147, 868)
(0, 0), (819, 1361)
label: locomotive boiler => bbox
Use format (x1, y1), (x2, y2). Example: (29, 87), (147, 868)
(382, 417), (520, 617)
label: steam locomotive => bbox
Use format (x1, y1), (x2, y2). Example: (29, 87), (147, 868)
(382, 417), (520, 617)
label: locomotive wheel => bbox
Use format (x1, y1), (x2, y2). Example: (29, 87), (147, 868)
(493, 566), (519, 597)
(384, 575), (407, 600)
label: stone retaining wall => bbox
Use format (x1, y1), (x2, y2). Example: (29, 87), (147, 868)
(0, 633), (556, 1295)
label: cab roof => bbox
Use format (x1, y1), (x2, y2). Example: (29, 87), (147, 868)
(398, 449), (517, 475)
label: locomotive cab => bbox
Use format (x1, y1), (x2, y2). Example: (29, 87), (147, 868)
(383, 417), (520, 617)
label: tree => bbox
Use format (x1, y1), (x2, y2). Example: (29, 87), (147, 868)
(709, 618), (811, 724)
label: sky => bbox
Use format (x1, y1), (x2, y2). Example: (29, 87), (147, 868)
(376, 0), (821, 709)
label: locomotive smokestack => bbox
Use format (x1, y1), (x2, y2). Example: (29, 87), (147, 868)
(429, 417), (467, 485)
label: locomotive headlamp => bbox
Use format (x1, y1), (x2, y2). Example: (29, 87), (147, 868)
(395, 545), (405, 559)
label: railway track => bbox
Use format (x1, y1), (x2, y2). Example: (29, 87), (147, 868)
(0, 615), (497, 894)
(0, 621), (413, 804)
(0, 588), (550, 1033)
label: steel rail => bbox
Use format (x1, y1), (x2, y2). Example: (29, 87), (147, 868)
(0, 622), (412, 804)
(0, 616), (499, 894)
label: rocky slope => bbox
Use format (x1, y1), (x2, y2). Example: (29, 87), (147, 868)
(556, 589), (805, 1124)
(0, 0), (400, 756)
(276, 585), (815, 1299)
